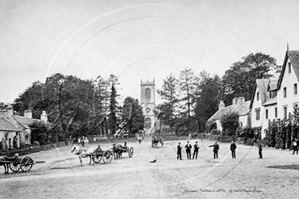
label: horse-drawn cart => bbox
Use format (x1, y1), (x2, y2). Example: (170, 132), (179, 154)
(92, 148), (113, 164)
(0, 154), (45, 174)
(111, 142), (134, 159)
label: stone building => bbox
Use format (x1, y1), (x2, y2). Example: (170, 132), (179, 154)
(140, 79), (156, 135)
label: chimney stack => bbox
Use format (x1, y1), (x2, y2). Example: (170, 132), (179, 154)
(24, 110), (32, 119)
(41, 111), (48, 123)
(232, 97), (238, 105)
(219, 100), (225, 110)
(238, 97), (245, 104)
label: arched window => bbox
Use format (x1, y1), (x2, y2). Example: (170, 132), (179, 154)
(145, 88), (151, 100)
(145, 118), (152, 128)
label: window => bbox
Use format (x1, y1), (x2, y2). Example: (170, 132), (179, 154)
(283, 106), (287, 119)
(257, 92), (259, 101)
(294, 84), (298, 94)
(255, 108), (260, 120)
(145, 118), (152, 128)
(288, 63), (291, 73)
(269, 91), (272, 98)
(275, 107), (278, 118)
(266, 109), (268, 119)
(283, 87), (287, 98)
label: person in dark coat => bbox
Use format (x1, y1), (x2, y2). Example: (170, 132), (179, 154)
(192, 141), (199, 159)
(209, 142), (219, 159)
(185, 141), (192, 159)
(258, 142), (263, 159)
(230, 141), (237, 159)
(177, 142), (182, 160)
(80, 136), (85, 147)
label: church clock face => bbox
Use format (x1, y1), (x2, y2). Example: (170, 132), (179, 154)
(146, 108), (150, 113)
(145, 88), (151, 100)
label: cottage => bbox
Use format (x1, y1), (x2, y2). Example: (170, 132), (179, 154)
(207, 97), (251, 132)
(0, 117), (21, 150)
(0, 106), (48, 148)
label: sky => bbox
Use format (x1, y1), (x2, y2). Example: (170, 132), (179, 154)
(0, 0), (298, 104)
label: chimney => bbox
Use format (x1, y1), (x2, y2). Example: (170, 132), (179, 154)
(41, 111), (48, 123)
(6, 105), (13, 116)
(276, 66), (282, 73)
(0, 104), (13, 117)
(238, 97), (245, 104)
(219, 100), (225, 110)
(24, 110), (32, 119)
(232, 97), (238, 105)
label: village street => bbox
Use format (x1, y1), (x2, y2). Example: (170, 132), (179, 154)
(0, 139), (298, 199)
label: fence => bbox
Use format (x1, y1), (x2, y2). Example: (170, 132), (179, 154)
(202, 134), (235, 143)
(0, 141), (69, 157)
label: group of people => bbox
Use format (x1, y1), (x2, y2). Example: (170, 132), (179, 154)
(177, 141), (199, 160)
(176, 140), (265, 160)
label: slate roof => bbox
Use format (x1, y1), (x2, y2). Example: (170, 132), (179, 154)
(268, 78), (279, 91)
(11, 115), (34, 129)
(208, 100), (251, 122)
(250, 79), (269, 108)
(0, 117), (21, 132)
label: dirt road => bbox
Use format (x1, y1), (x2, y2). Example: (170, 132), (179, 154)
(0, 139), (298, 199)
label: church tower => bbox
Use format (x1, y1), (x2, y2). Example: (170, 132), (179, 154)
(140, 79), (155, 135)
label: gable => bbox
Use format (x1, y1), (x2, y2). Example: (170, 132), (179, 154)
(277, 50), (299, 89)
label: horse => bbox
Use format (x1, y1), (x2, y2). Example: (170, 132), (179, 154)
(152, 136), (164, 147)
(71, 145), (95, 166)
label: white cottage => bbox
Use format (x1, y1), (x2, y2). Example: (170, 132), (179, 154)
(207, 97), (251, 132)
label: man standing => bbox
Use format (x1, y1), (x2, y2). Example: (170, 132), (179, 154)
(209, 142), (219, 159)
(80, 136), (85, 147)
(192, 141), (199, 159)
(177, 142), (182, 160)
(230, 141), (237, 159)
(258, 142), (263, 159)
(185, 141), (192, 159)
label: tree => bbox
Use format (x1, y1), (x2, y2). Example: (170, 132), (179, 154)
(156, 74), (179, 128)
(194, 71), (221, 131)
(108, 84), (119, 134)
(178, 68), (197, 118)
(221, 53), (276, 105)
(121, 97), (144, 136)
(220, 112), (239, 136)
(29, 121), (51, 145)
(13, 81), (44, 118)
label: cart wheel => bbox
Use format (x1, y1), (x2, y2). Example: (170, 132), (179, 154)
(93, 154), (102, 164)
(20, 157), (33, 172)
(103, 150), (113, 163)
(9, 162), (21, 172)
(128, 147), (134, 158)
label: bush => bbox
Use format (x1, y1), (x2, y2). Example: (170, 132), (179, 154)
(220, 112), (239, 136)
